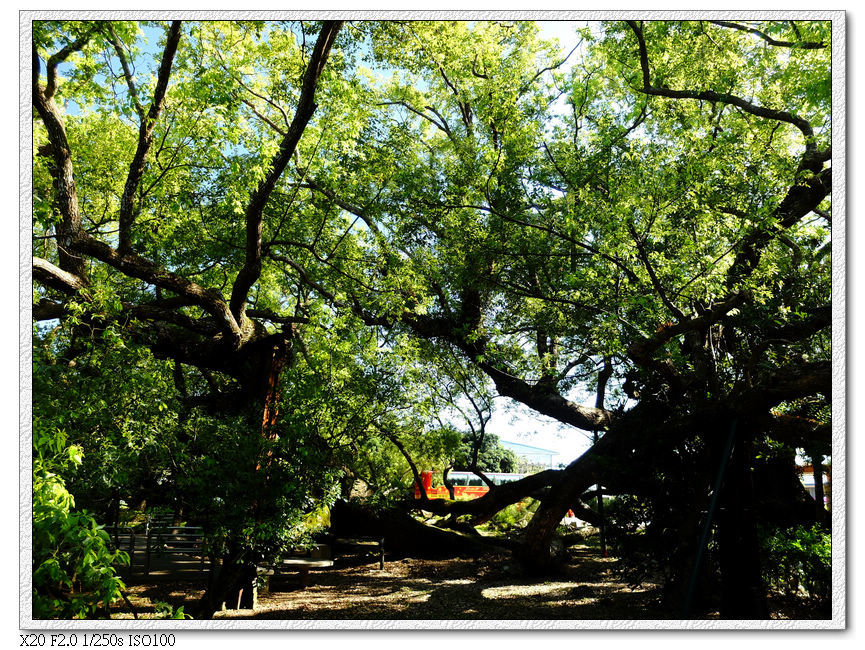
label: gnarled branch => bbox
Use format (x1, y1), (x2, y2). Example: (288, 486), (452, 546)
(709, 20), (826, 49)
(118, 21), (182, 253)
(229, 21), (343, 322)
(626, 20), (816, 145)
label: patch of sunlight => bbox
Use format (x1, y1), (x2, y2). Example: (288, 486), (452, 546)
(396, 587), (431, 603)
(213, 608), (256, 619)
(481, 582), (576, 600)
(441, 579), (474, 586)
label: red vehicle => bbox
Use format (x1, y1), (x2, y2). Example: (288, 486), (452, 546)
(413, 470), (524, 500)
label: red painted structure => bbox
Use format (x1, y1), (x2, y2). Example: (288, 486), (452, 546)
(413, 470), (524, 500)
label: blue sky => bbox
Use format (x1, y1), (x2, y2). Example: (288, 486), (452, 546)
(489, 402), (596, 468)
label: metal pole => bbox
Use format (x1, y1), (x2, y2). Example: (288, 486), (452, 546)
(593, 429), (607, 558)
(681, 418), (738, 619)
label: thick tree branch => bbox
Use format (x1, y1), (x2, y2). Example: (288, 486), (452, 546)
(473, 356), (614, 431)
(33, 299), (67, 321)
(123, 302), (221, 337)
(41, 26), (96, 100)
(628, 291), (751, 364)
(626, 20), (816, 145)
(229, 21), (343, 322)
(118, 21), (182, 253)
(762, 305), (831, 344)
(72, 233), (244, 345)
(741, 361), (831, 410)
(595, 356), (613, 411)
(411, 469), (563, 518)
(32, 263), (240, 348)
(395, 306), (616, 433)
(33, 256), (87, 294)
(33, 42), (87, 278)
(709, 20), (826, 49)
(725, 167), (831, 287)
(245, 308), (310, 326)
(763, 413), (831, 449)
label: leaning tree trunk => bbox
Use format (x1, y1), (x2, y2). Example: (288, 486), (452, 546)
(331, 499), (497, 558)
(516, 400), (673, 572)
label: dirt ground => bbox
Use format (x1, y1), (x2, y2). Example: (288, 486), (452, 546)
(118, 544), (827, 621)
(119, 544), (667, 621)
(225, 545), (670, 620)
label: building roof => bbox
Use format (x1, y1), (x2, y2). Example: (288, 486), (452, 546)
(500, 440), (559, 456)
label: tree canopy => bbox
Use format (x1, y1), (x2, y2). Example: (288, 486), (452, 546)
(31, 18), (833, 619)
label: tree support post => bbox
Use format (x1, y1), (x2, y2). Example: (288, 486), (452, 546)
(682, 418), (737, 618)
(593, 430), (607, 558)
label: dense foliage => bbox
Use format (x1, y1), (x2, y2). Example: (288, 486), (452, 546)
(32, 422), (128, 618)
(31, 18), (833, 619)
(452, 432), (519, 474)
(760, 523), (831, 603)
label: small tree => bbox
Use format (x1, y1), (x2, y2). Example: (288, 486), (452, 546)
(452, 432), (519, 474)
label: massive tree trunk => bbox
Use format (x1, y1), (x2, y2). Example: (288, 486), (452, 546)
(717, 423), (769, 619)
(198, 545), (259, 618)
(34, 23), (343, 619)
(197, 339), (290, 619)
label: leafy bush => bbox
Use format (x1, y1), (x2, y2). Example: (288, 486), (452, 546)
(483, 499), (538, 533)
(33, 424), (128, 618)
(154, 601), (191, 620)
(759, 524), (831, 602)
(604, 494), (653, 534)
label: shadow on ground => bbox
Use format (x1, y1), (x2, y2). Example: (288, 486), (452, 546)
(217, 547), (671, 620)
(115, 545), (830, 621)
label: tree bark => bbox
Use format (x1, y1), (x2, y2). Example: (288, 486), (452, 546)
(717, 425), (769, 619)
(198, 547), (259, 618)
(117, 21), (182, 253)
(330, 499), (497, 558)
(198, 338), (290, 618)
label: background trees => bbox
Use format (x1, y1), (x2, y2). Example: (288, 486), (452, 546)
(31, 18), (833, 619)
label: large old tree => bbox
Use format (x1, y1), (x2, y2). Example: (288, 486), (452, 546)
(32, 19), (833, 618)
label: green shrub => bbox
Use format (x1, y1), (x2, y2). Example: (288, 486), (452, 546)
(154, 601), (191, 619)
(33, 425), (128, 618)
(759, 524), (831, 602)
(484, 499), (537, 533)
